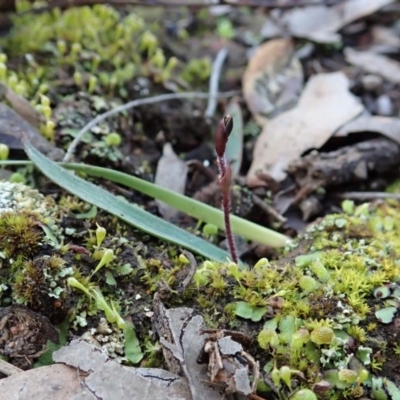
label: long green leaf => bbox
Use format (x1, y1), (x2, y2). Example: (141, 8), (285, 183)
(1, 160), (290, 247)
(23, 139), (230, 262)
(63, 164), (290, 247)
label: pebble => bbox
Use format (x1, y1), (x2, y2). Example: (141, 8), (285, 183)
(376, 94), (393, 116)
(361, 74), (382, 91)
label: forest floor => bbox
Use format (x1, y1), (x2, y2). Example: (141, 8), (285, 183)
(1, 1), (400, 399)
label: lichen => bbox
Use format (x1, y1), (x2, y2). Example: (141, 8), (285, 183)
(0, 181), (58, 216)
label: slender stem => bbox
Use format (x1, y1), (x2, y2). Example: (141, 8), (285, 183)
(218, 155), (238, 264)
(215, 115), (238, 262)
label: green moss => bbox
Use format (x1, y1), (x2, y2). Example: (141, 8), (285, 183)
(182, 201), (400, 398)
(2, 179), (400, 398)
(3, 3), (176, 98)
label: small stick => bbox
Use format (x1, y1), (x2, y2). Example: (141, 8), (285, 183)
(332, 192), (400, 201)
(63, 90), (238, 162)
(215, 115), (238, 263)
(204, 47), (229, 121)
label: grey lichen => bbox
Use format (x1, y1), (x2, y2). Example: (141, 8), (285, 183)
(0, 181), (57, 216)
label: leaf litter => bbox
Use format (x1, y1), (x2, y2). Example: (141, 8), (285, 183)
(246, 71), (364, 185)
(261, 0), (395, 43)
(154, 143), (188, 221)
(242, 38), (303, 126)
(344, 47), (400, 84)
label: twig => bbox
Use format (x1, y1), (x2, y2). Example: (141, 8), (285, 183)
(332, 192), (400, 201)
(204, 47), (229, 121)
(63, 90), (238, 162)
(0, 358), (23, 376)
(252, 194), (286, 224)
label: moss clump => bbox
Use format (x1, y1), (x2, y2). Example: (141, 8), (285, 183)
(0, 182), (73, 321)
(0, 211), (43, 258)
(2, 178), (400, 399)
(0, 181), (63, 259)
(183, 201), (400, 399)
(2, 3), (177, 100)
(13, 255), (74, 323)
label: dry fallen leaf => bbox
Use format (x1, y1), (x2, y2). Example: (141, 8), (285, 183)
(371, 26), (400, 53)
(261, 0), (394, 43)
(0, 82), (42, 128)
(247, 72), (364, 186)
(0, 364), (84, 400)
(344, 47), (400, 84)
(0, 103), (64, 160)
(336, 114), (400, 145)
(152, 294), (221, 400)
(242, 38), (303, 127)
(154, 143), (188, 220)
(53, 340), (191, 400)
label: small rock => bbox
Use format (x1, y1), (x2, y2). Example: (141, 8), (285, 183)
(376, 94), (393, 116)
(361, 74), (383, 91)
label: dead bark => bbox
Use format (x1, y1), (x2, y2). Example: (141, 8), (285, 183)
(288, 138), (400, 191)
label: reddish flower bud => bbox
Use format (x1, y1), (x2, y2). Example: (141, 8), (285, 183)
(215, 115), (233, 158)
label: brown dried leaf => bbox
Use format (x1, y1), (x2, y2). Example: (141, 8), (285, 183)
(247, 72), (364, 186)
(344, 48), (400, 84)
(371, 26), (400, 53)
(261, 0), (394, 43)
(242, 39), (303, 127)
(0, 83), (42, 128)
(0, 364), (84, 400)
(335, 114), (400, 145)
(0, 103), (64, 160)
(53, 340), (191, 400)
(154, 143), (188, 220)
(152, 295), (221, 400)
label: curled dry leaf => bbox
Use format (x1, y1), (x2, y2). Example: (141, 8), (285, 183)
(0, 102), (64, 160)
(242, 38), (303, 127)
(202, 333), (259, 396)
(0, 83), (42, 128)
(152, 294), (221, 400)
(247, 72), (364, 186)
(336, 114), (400, 145)
(371, 26), (400, 53)
(261, 0), (394, 43)
(344, 47), (400, 84)
(154, 143), (188, 220)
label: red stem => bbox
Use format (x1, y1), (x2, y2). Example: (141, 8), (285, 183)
(215, 115), (238, 263)
(217, 156), (238, 264)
